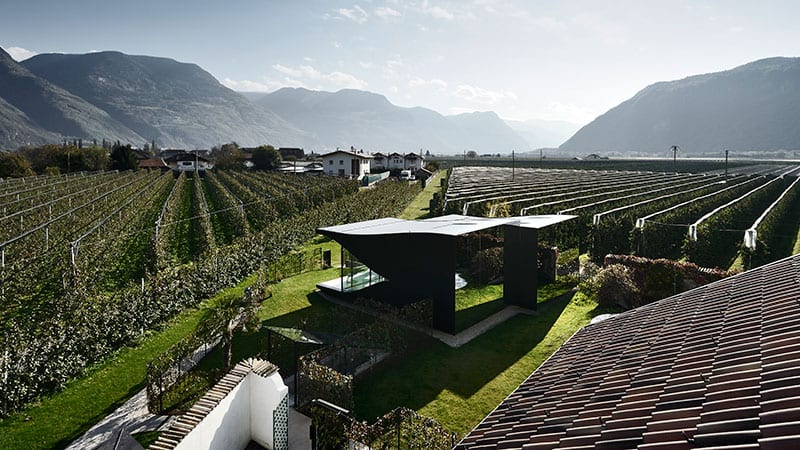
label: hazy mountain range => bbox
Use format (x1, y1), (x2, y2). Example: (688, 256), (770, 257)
(561, 57), (800, 154)
(2, 46), (798, 155)
(0, 47), (570, 153)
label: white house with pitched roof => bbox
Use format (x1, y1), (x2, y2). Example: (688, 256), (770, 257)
(321, 149), (372, 179)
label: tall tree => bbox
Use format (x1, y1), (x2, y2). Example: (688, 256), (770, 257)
(252, 145), (282, 170)
(110, 143), (138, 171)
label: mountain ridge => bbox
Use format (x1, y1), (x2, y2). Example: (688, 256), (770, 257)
(255, 87), (530, 153)
(0, 47), (144, 149)
(560, 57), (800, 154)
(21, 51), (305, 149)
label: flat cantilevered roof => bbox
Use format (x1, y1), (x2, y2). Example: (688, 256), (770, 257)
(317, 214), (575, 237)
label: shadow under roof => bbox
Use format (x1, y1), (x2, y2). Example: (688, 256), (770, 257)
(317, 214), (575, 237)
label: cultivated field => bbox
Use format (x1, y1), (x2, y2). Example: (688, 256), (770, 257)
(444, 164), (800, 269)
(0, 169), (420, 418)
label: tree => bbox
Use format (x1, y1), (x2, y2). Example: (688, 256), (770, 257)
(110, 143), (138, 171)
(466, 150), (478, 158)
(208, 286), (262, 371)
(212, 142), (245, 170)
(81, 145), (111, 171)
(0, 152), (35, 178)
(252, 145), (282, 170)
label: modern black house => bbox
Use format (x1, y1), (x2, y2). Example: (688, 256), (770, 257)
(316, 214), (574, 334)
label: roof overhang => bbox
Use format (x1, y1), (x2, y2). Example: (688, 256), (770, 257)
(317, 214), (575, 237)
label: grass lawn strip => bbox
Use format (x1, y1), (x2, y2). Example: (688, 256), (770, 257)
(397, 171), (445, 220)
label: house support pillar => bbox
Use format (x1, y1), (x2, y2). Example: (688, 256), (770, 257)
(503, 225), (538, 310)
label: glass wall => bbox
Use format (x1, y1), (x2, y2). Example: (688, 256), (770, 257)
(340, 247), (384, 292)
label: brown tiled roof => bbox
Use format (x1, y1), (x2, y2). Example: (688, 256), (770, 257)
(149, 358), (278, 450)
(459, 255), (800, 449)
(138, 158), (167, 168)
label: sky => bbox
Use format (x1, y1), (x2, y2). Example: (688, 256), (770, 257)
(2, 0), (800, 125)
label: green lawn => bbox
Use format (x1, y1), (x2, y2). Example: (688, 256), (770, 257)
(354, 290), (598, 437)
(454, 280), (576, 332)
(397, 171), (445, 219)
(455, 283), (504, 332)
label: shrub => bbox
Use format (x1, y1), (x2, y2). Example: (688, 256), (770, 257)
(469, 247), (504, 284)
(592, 264), (641, 309)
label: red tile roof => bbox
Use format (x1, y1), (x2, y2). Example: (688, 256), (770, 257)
(459, 255), (800, 449)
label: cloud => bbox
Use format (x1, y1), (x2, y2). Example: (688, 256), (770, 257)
(374, 6), (401, 18)
(453, 84), (517, 105)
(221, 78), (278, 92)
(359, 61), (374, 69)
(4, 46), (37, 61)
(408, 76), (448, 91)
(272, 64), (368, 90)
(423, 4), (454, 20)
(386, 58), (403, 70)
(337, 4), (368, 23)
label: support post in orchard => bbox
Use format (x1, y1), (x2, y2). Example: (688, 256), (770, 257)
(670, 145), (680, 172)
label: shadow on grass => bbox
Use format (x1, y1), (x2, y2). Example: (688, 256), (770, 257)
(455, 297), (505, 332)
(192, 292), (373, 379)
(353, 291), (575, 421)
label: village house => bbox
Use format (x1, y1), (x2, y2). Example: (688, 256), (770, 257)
(371, 152), (425, 172)
(165, 152), (214, 172)
(321, 149), (371, 179)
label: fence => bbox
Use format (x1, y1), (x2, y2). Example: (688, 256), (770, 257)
(309, 400), (457, 450)
(263, 247), (325, 283)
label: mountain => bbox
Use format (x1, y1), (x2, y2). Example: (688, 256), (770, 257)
(255, 87), (529, 154)
(560, 57), (800, 154)
(505, 118), (582, 149)
(0, 96), (60, 148)
(0, 47), (143, 149)
(22, 51), (304, 148)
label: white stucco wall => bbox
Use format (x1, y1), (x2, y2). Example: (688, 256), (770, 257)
(173, 378), (251, 450)
(250, 371), (289, 449)
(172, 370), (288, 450)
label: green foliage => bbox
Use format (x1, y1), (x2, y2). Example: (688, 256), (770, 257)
(0, 177), (419, 418)
(587, 264), (641, 309)
(603, 254), (732, 304)
(684, 178), (784, 268)
(469, 247), (504, 284)
(635, 177), (762, 260)
(0, 152), (35, 178)
(211, 143), (245, 170)
(21, 144), (110, 173)
(351, 407), (456, 450)
(252, 145), (282, 170)
(110, 143), (138, 171)
(742, 178), (800, 269)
